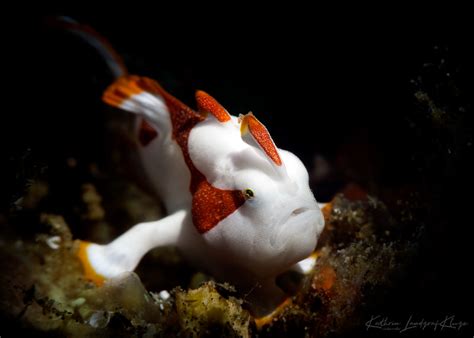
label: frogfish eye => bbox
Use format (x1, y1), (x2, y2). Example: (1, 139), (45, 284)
(243, 188), (255, 200)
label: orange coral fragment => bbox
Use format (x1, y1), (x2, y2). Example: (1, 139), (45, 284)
(254, 297), (292, 329)
(313, 265), (336, 292)
(321, 202), (333, 221)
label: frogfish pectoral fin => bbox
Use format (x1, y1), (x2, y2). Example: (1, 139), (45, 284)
(76, 240), (106, 286)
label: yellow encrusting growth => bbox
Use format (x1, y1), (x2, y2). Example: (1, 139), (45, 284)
(175, 283), (251, 337)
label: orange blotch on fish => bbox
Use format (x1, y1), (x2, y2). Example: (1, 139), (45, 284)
(77, 241), (106, 286)
(192, 180), (246, 233)
(241, 113), (282, 166)
(138, 118), (158, 146)
(102, 76), (144, 107)
(195, 90), (231, 122)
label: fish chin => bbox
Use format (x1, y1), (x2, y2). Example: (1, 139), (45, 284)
(271, 210), (323, 258)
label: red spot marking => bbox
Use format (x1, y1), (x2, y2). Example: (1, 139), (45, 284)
(138, 118), (158, 146)
(195, 90), (231, 122)
(103, 75), (245, 233)
(244, 114), (282, 166)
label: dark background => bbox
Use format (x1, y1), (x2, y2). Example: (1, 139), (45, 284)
(2, 9), (473, 337)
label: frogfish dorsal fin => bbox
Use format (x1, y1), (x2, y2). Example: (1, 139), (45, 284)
(195, 90), (231, 122)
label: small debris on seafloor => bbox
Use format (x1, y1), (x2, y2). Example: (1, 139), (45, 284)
(45, 236), (61, 250)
